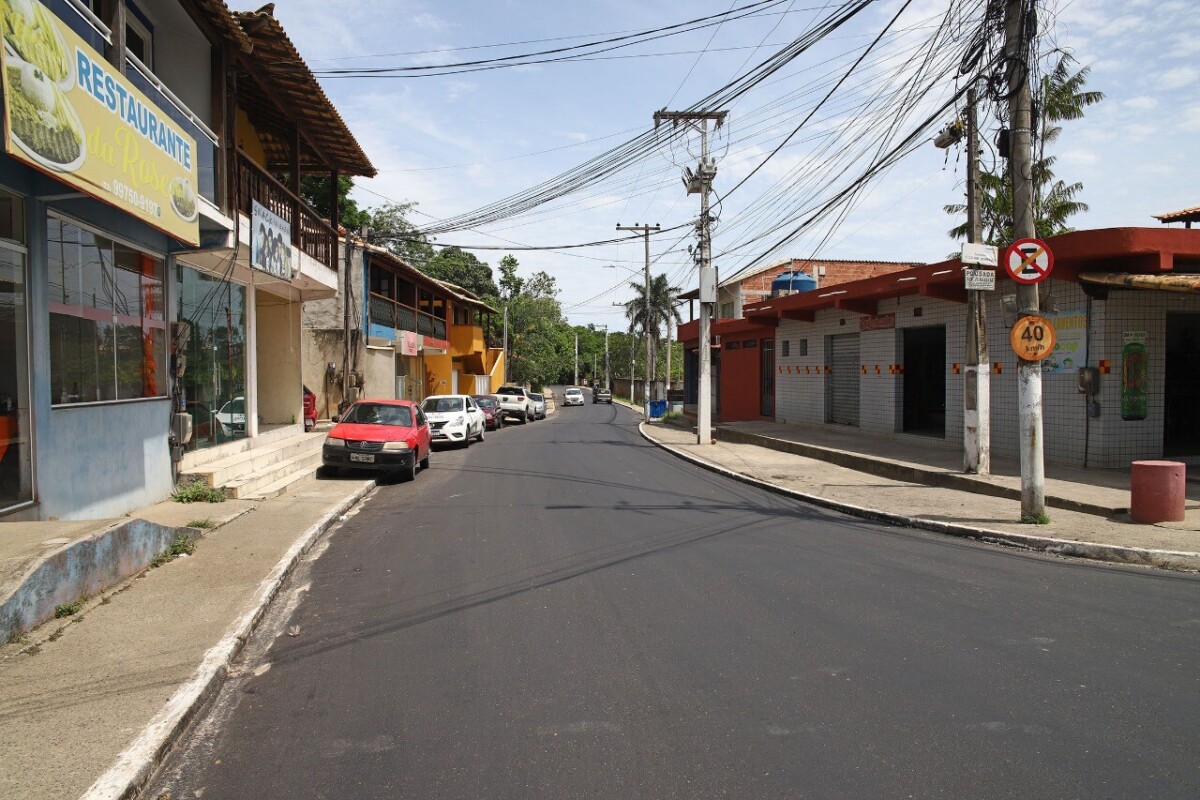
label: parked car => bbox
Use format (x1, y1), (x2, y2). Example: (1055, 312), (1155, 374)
(592, 387), (612, 404)
(320, 399), (431, 481)
(529, 392), (547, 419)
(216, 396), (246, 436)
(184, 400), (229, 448)
(472, 395), (504, 430)
(495, 385), (535, 424)
(563, 387), (584, 406)
(422, 394), (487, 447)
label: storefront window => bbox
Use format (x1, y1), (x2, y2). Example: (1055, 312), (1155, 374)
(0, 188), (32, 510)
(46, 216), (166, 404)
(175, 263), (246, 450)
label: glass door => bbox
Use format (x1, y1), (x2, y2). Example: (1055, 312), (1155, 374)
(0, 188), (32, 510)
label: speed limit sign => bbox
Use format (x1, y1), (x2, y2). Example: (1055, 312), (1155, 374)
(1010, 315), (1057, 361)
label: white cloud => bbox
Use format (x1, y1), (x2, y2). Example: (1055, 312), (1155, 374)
(1123, 96), (1158, 111)
(1159, 67), (1199, 90)
(411, 12), (451, 30)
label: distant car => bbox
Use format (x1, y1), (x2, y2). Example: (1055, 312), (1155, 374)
(320, 399), (431, 481)
(592, 387), (612, 404)
(472, 395), (504, 430)
(422, 394), (487, 447)
(563, 387), (584, 406)
(495, 385), (535, 424)
(529, 392), (547, 420)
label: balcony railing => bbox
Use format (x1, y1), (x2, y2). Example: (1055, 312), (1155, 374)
(369, 293), (446, 340)
(237, 151), (338, 270)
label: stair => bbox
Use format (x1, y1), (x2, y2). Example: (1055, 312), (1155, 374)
(180, 431), (325, 500)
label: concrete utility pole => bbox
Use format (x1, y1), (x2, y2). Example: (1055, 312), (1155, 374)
(603, 324), (610, 389)
(655, 109), (726, 444)
(1004, 0), (1045, 519)
(502, 304), (509, 384)
(616, 222), (661, 418)
(574, 332), (579, 387)
(964, 86), (991, 475)
(342, 234), (353, 409)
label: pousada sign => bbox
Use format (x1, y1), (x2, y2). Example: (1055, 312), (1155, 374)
(0, 0), (200, 245)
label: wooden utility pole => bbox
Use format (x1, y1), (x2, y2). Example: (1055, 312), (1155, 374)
(616, 222), (660, 418)
(655, 109), (726, 444)
(964, 87), (991, 475)
(1004, 0), (1045, 519)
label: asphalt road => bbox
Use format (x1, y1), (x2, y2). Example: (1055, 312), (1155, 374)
(147, 390), (1200, 799)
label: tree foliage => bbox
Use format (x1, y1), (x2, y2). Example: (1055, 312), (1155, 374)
(423, 247), (499, 299)
(624, 273), (682, 399)
(946, 53), (1104, 246)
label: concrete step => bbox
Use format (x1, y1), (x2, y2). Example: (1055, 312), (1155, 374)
(223, 447), (323, 499)
(239, 463), (321, 501)
(181, 433), (323, 489)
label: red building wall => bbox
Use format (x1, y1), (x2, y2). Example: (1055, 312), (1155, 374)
(719, 338), (766, 422)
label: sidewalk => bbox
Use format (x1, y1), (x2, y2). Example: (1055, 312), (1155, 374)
(0, 475), (374, 800)
(641, 420), (1200, 572)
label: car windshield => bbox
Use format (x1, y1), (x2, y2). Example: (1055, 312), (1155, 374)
(341, 403), (413, 427)
(530, 393), (543, 401)
(423, 397), (464, 413)
(566, 389), (581, 395)
(474, 398), (496, 409)
(498, 387), (523, 396)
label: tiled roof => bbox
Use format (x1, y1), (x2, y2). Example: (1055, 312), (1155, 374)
(1153, 206), (1200, 223)
(234, 6), (375, 177)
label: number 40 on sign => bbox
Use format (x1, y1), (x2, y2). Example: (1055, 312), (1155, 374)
(1010, 315), (1057, 361)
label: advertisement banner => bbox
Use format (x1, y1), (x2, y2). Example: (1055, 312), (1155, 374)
(1121, 331), (1148, 421)
(400, 330), (420, 357)
(1, 0), (200, 244)
(250, 200), (293, 280)
(1040, 310), (1087, 373)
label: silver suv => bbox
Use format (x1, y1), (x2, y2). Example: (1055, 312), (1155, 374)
(495, 385), (535, 424)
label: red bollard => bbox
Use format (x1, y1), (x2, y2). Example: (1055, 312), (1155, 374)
(1130, 460), (1186, 524)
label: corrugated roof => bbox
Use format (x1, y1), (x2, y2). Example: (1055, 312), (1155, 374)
(234, 6), (375, 177)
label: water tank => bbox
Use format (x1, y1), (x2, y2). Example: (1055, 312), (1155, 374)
(770, 270), (818, 298)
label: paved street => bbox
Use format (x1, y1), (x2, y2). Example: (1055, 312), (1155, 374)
(148, 393), (1200, 799)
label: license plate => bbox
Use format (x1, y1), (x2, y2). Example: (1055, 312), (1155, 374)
(349, 453), (375, 463)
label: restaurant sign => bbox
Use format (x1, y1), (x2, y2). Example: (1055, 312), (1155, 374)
(1, 0), (200, 245)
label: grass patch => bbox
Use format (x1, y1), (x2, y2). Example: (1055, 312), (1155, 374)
(150, 533), (197, 568)
(7, 631), (28, 645)
(1021, 512), (1052, 525)
(186, 518), (216, 530)
(54, 600), (83, 618)
(171, 480), (225, 504)
(660, 410), (683, 421)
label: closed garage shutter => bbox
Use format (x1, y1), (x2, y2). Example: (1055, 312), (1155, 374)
(827, 333), (860, 426)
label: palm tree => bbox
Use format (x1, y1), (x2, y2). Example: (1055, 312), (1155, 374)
(946, 52), (1104, 245)
(624, 273), (682, 400)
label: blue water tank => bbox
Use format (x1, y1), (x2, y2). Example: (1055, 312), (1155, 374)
(770, 270), (818, 297)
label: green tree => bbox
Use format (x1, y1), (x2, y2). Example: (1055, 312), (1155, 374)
(498, 255), (523, 300)
(946, 53), (1103, 245)
(422, 247), (499, 299)
(624, 273), (682, 399)
(366, 201), (434, 267)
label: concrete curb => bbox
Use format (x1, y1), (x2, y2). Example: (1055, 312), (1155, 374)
(79, 479), (377, 800)
(638, 423), (1200, 573)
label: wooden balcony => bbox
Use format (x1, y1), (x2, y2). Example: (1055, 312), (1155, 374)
(369, 294), (447, 341)
(237, 150), (338, 269)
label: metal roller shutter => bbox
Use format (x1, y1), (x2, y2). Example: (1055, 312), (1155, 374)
(827, 333), (860, 426)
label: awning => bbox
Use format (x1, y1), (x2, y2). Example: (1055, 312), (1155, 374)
(1078, 272), (1200, 294)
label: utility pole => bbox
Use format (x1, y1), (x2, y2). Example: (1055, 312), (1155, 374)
(1005, 0), (1045, 519)
(574, 332), (579, 387)
(656, 109), (725, 444)
(603, 324), (610, 390)
(502, 304), (509, 384)
(616, 222), (661, 418)
(964, 86), (990, 475)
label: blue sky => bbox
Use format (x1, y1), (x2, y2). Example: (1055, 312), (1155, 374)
(231, 0), (1199, 328)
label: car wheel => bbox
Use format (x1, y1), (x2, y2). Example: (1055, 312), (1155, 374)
(463, 431), (471, 449)
(523, 410), (531, 424)
(478, 425), (485, 442)
(400, 458), (417, 482)
(420, 450), (431, 470)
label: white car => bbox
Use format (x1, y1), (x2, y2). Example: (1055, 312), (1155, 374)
(495, 385), (535, 423)
(529, 392), (547, 419)
(421, 395), (487, 447)
(216, 396), (246, 436)
(563, 387), (584, 406)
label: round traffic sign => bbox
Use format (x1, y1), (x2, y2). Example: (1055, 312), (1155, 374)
(1010, 315), (1057, 361)
(1004, 238), (1054, 284)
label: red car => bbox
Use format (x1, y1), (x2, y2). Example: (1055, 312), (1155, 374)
(319, 399), (431, 482)
(471, 394), (504, 430)
(303, 386), (318, 432)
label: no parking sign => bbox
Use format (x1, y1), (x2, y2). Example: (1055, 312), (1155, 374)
(1004, 238), (1054, 284)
